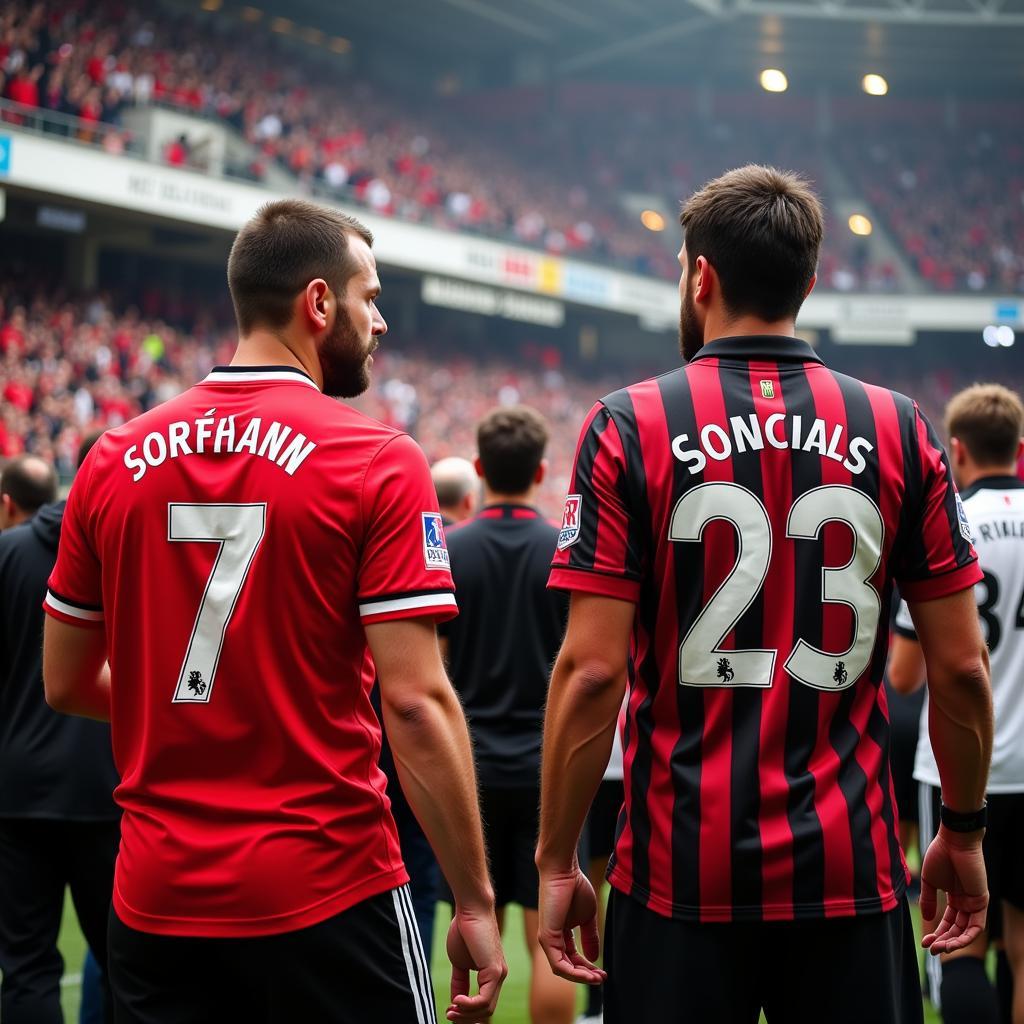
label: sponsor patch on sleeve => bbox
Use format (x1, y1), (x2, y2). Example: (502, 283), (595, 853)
(954, 491), (974, 544)
(422, 512), (450, 569)
(557, 494), (583, 551)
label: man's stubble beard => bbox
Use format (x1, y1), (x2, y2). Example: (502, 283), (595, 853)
(319, 309), (376, 399)
(678, 282), (704, 363)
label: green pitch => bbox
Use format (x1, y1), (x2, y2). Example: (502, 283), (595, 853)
(56, 894), (941, 1023)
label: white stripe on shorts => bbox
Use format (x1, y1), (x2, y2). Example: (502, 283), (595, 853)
(918, 781), (943, 1011)
(392, 885), (433, 1023)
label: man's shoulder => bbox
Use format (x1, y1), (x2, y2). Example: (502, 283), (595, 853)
(598, 367), (686, 418)
(816, 366), (918, 418)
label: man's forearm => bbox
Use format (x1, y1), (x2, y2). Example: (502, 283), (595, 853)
(536, 654), (625, 871)
(927, 652), (992, 812)
(384, 681), (494, 909)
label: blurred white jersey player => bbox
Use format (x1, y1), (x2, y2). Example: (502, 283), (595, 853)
(890, 384), (1024, 1024)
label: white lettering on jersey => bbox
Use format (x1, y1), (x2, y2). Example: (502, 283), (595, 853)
(670, 414), (874, 476)
(122, 412), (318, 482)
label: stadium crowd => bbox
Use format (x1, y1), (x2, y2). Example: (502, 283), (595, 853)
(3, 1), (1022, 291)
(3, 286), (1018, 517)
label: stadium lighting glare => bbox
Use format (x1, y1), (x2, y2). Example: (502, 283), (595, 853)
(759, 68), (788, 93)
(641, 210), (666, 232)
(240, 5), (262, 21)
(983, 325), (1000, 347)
(330, 36), (352, 54)
(848, 214), (873, 236)
(998, 325), (1016, 347)
(300, 26), (324, 45)
(200, 0), (221, 10)
(270, 16), (292, 33)
(862, 74), (889, 96)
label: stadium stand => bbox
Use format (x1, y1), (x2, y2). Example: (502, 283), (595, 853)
(3, 1), (1020, 291)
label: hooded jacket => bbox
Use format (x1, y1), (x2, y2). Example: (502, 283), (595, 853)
(0, 501), (119, 819)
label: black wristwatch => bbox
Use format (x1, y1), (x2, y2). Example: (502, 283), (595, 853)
(940, 803), (988, 833)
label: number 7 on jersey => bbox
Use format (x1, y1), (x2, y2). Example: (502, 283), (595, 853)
(168, 503), (267, 703)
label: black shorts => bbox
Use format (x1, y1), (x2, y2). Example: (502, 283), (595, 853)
(480, 783), (540, 910)
(107, 885), (435, 1024)
(585, 779), (624, 863)
(603, 888), (923, 1024)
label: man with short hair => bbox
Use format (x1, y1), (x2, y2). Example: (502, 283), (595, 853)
(42, 199), (505, 1023)
(0, 435), (119, 1024)
(890, 383), (1024, 1024)
(0, 454), (58, 530)
(432, 457), (479, 525)
(439, 406), (576, 1024)
(536, 165), (993, 1023)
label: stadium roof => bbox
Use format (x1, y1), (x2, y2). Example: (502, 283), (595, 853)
(257, 0), (1024, 91)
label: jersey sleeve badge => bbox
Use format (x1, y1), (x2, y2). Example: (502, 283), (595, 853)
(557, 494), (583, 551)
(954, 491), (974, 544)
(422, 512), (450, 569)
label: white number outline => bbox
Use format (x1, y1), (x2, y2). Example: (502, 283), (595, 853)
(168, 503), (267, 704)
(784, 485), (883, 691)
(669, 482), (884, 691)
(672, 483), (777, 687)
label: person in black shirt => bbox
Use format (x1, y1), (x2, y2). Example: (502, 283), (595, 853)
(0, 436), (120, 1023)
(439, 406), (575, 1024)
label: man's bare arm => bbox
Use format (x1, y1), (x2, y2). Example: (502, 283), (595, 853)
(535, 592), (633, 983)
(367, 617), (506, 1022)
(887, 633), (927, 695)
(906, 586), (992, 954)
(43, 618), (110, 721)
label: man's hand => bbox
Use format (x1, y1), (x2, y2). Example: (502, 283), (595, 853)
(537, 863), (605, 985)
(920, 825), (989, 955)
(445, 903), (507, 1023)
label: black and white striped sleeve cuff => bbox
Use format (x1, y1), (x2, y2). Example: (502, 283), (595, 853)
(43, 588), (104, 626)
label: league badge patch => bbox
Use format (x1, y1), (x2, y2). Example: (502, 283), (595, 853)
(422, 512), (451, 569)
(954, 491), (974, 544)
(557, 494), (583, 551)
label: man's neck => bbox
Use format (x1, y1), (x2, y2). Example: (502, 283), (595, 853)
(957, 464), (1019, 491)
(231, 331), (323, 390)
(704, 313), (798, 345)
(482, 489), (536, 508)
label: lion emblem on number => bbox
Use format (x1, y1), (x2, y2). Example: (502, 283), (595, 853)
(716, 657), (735, 683)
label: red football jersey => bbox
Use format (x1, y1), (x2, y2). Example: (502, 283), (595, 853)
(550, 337), (980, 924)
(45, 365), (457, 937)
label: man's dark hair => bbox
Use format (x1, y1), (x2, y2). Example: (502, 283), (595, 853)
(0, 455), (58, 514)
(680, 164), (824, 323)
(945, 384), (1024, 467)
(227, 199), (373, 334)
(77, 429), (106, 470)
(477, 406), (548, 495)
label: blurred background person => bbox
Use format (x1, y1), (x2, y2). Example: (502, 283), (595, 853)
(439, 406), (575, 1024)
(0, 455), (58, 532)
(0, 435), (119, 1023)
(431, 456), (480, 525)
(890, 384), (1024, 1024)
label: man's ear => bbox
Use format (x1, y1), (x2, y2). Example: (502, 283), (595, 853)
(474, 457), (485, 480)
(693, 255), (714, 304)
(535, 458), (548, 486)
(804, 272), (817, 299)
(303, 279), (331, 332)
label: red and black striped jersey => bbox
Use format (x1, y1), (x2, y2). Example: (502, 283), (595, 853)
(550, 335), (981, 923)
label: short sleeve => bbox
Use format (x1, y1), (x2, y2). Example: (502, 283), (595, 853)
(893, 404), (982, 602)
(892, 599), (917, 640)
(357, 433), (458, 625)
(548, 403), (643, 603)
(43, 453), (104, 628)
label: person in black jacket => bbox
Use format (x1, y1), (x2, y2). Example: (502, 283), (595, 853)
(438, 406), (576, 1024)
(0, 435), (120, 1023)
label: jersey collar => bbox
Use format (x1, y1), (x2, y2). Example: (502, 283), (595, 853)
(687, 335), (823, 365)
(959, 475), (1024, 501)
(202, 365), (320, 390)
(477, 503), (541, 520)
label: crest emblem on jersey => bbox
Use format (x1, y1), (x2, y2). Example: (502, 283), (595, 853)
(422, 512), (450, 570)
(954, 492), (974, 544)
(558, 494), (583, 550)
(760, 380), (775, 399)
